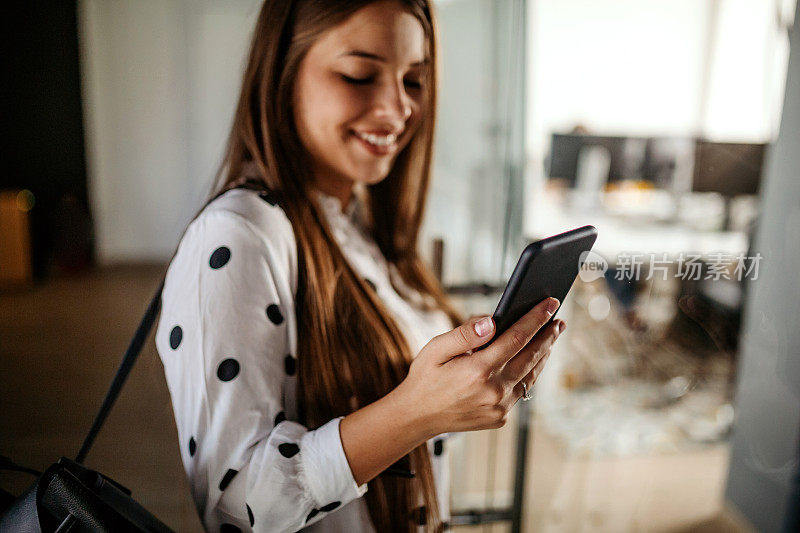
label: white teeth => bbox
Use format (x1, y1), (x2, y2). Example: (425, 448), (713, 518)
(354, 131), (397, 147)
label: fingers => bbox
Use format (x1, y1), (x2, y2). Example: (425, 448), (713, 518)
(482, 297), (560, 367)
(423, 315), (496, 365)
(501, 319), (564, 382)
(510, 340), (555, 407)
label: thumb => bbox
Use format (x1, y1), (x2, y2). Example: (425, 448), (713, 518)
(423, 316), (496, 364)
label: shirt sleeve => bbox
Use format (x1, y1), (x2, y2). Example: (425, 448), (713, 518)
(156, 203), (368, 533)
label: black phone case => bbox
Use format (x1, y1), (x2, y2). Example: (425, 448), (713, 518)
(489, 225), (598, 342)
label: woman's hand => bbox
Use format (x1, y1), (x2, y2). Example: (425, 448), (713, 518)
(340, 298), (565, 485)
(394, 298), (566, 438)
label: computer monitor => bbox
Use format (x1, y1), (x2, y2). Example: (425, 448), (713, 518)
(642, 137), (696, 192)
(692, 141), (766, 230)
(547, 134), (630, 186)
(692, 141), (765, 197)
(550, 135), (766, 195)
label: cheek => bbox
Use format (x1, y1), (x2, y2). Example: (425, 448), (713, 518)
(295, 78), (357, 149)
(400, 97), (426, 144)
(308, 85), (366, 136)
(319, 90), (360, 133)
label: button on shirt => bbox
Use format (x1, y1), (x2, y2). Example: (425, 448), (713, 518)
(156, 186), (454, 532)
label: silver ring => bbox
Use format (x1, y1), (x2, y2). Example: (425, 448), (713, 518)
(521, 381), (532, 401)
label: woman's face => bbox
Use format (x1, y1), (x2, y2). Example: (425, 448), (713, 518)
(292, 1), (428, 198)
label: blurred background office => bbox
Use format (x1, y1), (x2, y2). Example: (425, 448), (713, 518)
(1, 1), (798, 532)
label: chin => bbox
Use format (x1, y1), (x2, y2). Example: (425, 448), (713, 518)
(350, 165), (393, 186)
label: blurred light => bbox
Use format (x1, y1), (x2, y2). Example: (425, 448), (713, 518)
(16, 190), (35, 212)
(664, 376), (690, 400)
(587, 294), (610, 321)
(716, 403), (734, 427)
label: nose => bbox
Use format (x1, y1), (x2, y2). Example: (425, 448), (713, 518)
(373, 77), (412, 126)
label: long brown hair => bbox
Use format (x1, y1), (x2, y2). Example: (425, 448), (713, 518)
(209, 1), (463, 530)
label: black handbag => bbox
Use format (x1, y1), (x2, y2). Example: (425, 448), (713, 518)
(0, 280), (173, 532)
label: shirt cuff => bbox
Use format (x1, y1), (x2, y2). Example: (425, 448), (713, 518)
(300, 416), (368, 506)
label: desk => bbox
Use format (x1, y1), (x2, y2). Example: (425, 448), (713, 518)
(525, 189), (749, 262)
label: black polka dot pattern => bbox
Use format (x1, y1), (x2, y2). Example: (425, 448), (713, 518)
(217, 358), (240, 382)
(364, 278), (377, 292)
(284, 355), (296, 376)
(274, 411), (286, 426)
(189, 436), (196, 457)
(433, 438), (444, 456)
(278, 442), (300, 458)
(219, 469), (238, 491)
(320, 501), (341, 512)
(169, 326), (183, 349)
(258, 190), (279, 206)
(246, 504), (254, 527)
(220, 524), (241, 533)
(266, 304), (284, 325)
(209, 246), (231, 269)
(305, 500), (342, 523)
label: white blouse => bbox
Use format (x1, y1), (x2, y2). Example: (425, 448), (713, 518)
(155, 185), (455, 532)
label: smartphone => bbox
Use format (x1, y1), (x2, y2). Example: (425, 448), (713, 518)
(485, 225), (598, 346)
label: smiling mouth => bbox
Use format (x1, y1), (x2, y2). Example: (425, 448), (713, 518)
(353, 131), (397, 145)
(351, 130), (400, 155)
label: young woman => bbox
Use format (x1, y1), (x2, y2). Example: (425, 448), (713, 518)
(155, 1), (565, 531)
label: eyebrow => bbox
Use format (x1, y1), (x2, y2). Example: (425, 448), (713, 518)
(339, 49), (428, 66)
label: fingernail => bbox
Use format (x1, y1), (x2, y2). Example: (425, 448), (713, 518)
(558, 320), (566, 333)
(474, 317), (493, 337)
(545, 298), (560, 316)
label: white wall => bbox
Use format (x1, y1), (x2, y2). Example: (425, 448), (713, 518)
(703, 0), (792, 141)
(527, 0), (710, 147)
(78, 0), (261, 263)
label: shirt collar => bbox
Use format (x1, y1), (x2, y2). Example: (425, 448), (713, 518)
(237, 159), (367, 228)
(312, 186), (365, 228)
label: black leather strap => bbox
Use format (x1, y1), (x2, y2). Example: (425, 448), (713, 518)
(75, 278), (165, 464)
(74, 181), (275, 464)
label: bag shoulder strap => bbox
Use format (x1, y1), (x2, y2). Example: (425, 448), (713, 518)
(75, 180), (278, 464)
(75, 278), (164, 463)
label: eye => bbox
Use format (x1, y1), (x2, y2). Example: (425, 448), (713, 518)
(340, 74), (373, 85)
(404, 78), (423, 89)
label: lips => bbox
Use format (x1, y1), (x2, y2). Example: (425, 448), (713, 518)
(351, 130), (401, 155)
